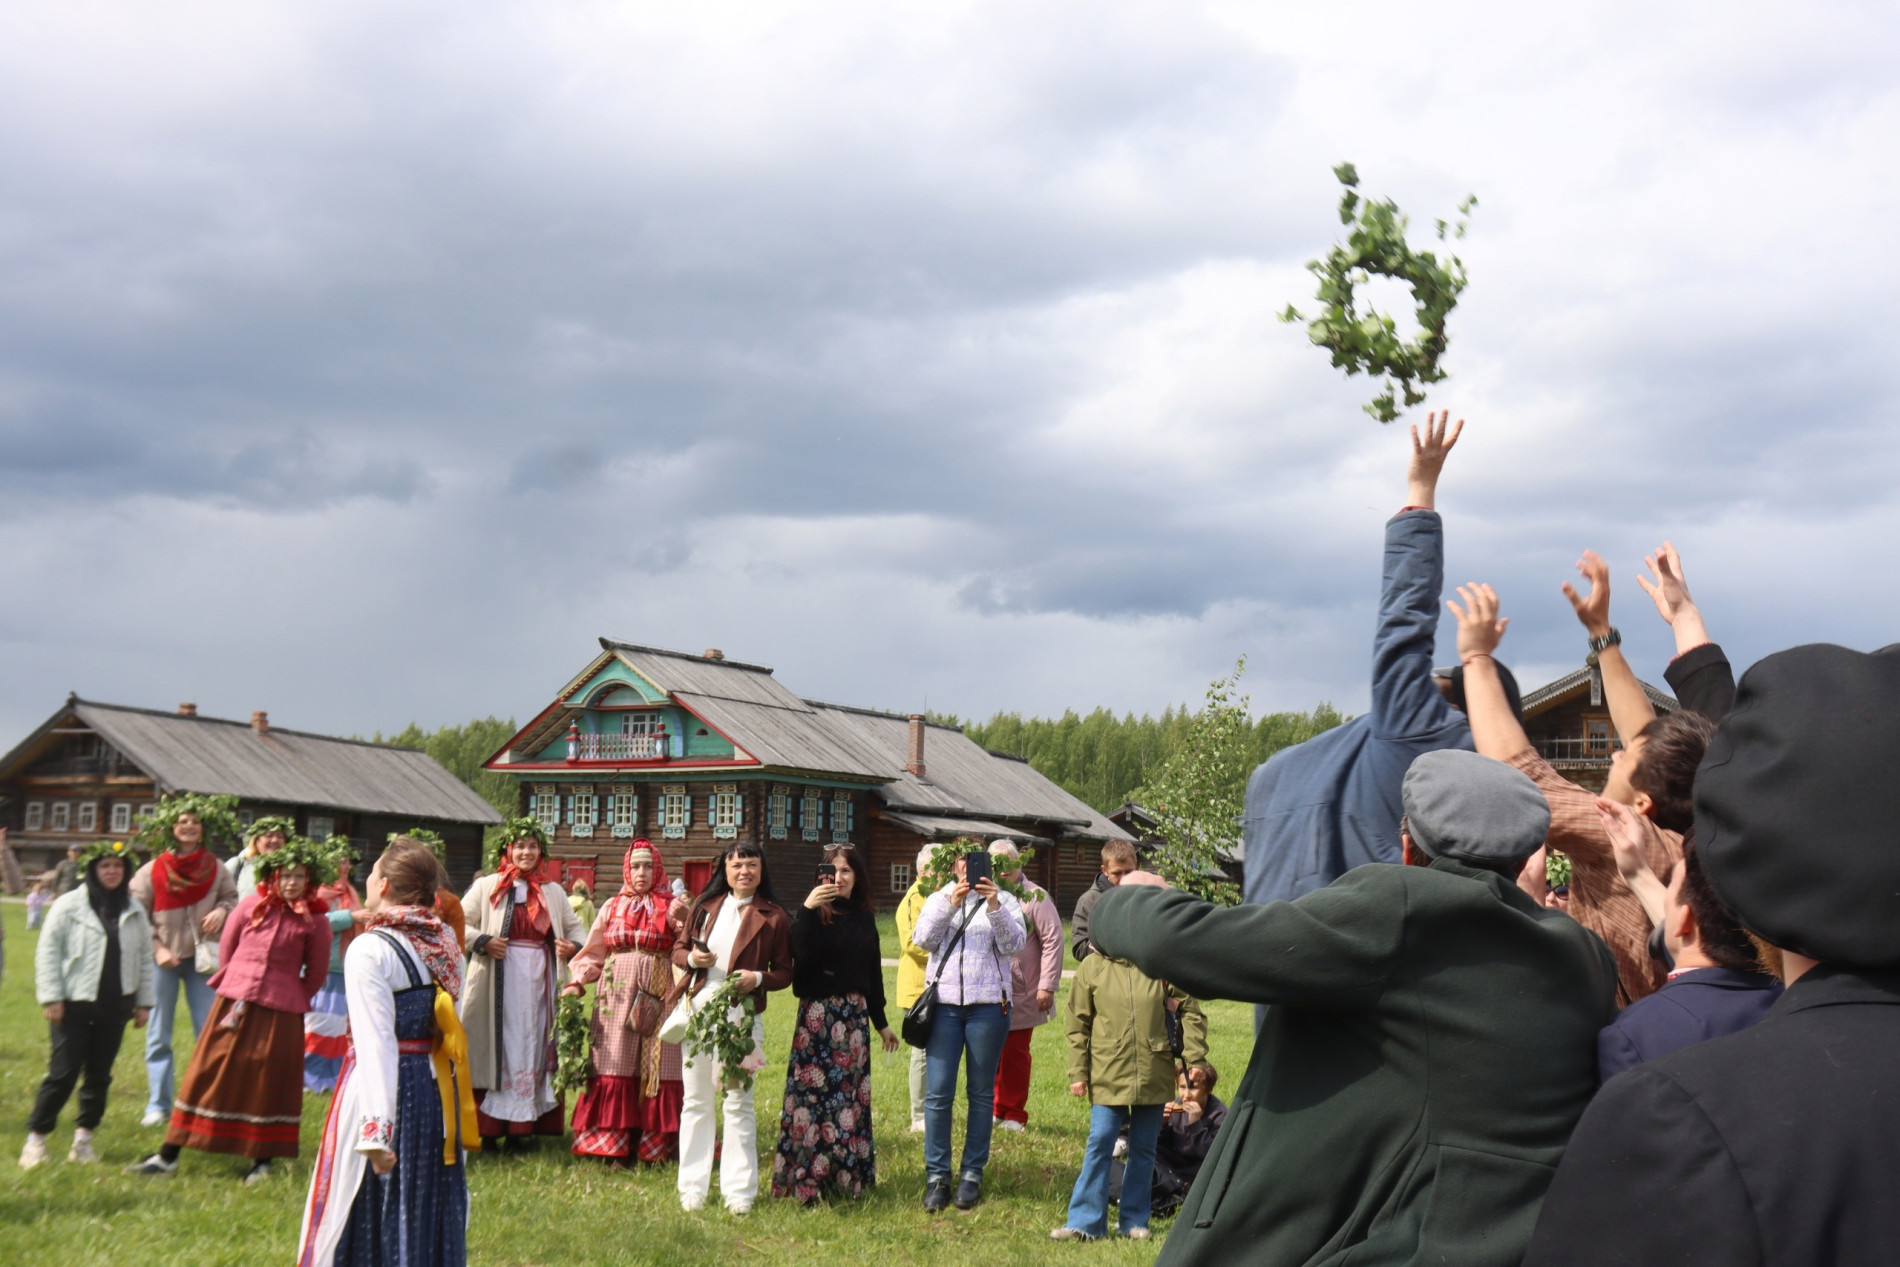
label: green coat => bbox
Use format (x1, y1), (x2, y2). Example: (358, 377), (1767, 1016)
(1091, 859), (1617, 1267)
(1066, 952), (1208, 1107)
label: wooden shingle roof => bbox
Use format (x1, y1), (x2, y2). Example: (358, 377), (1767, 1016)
(2, 698), (500, 825)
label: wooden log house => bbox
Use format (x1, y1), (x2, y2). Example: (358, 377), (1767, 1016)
(484, 639), (1136, 911)
(1518, 663), (1680, 793)
(0, 695), (501, 888)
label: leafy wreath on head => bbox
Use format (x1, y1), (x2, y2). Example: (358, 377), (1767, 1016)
(77, 838), (143, 872)
(136, 792), (244, 856)
(1281, 163), (1477, 423)
(391, 826), (448, 861)
(243, 815), (298, 846)
(485, 816), (550, 871)
(916, 837), (1038, 903)
(253, 835), (342, 888)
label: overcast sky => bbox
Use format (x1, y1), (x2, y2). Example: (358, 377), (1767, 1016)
(2, 1), (1896, 744)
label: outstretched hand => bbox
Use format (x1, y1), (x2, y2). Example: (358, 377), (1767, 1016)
(1561, 550), (1613, 639)
(1636, 541), (1694, 623)
(1446, 583), (1508, 661)
(1595, 798), (1668, 929)
(1406, 410), (1464, 510)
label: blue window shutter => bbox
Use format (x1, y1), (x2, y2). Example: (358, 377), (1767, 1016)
(847, 800), (855, 832)
(737, 793), (746, 828)
(684, 795), (693, 829)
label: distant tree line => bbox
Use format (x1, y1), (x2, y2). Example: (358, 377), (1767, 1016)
(941, 699), (1348, 816)
(367, 717), (519, 820)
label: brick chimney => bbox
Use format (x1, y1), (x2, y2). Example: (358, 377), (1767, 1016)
(702, 648), (725, 661)
(251, 710), (269, 736)
(906, 714), (927, 778)
(177, 702), (197, 717)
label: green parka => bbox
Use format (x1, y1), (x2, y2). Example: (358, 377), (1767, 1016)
(1090, 858), (1617, 1267)
(1066, 952), (1208, 1106)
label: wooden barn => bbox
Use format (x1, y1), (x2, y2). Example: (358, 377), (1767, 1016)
(484, 639), (1134, 911)
(0, 695), (501, 888)
(1519, 662), (1679, 793)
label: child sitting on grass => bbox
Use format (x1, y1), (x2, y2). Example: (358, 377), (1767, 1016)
(1052, 895), (1207, 1243)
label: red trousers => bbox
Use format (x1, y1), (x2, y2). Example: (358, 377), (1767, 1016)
(992, 1027), (1035, 1124)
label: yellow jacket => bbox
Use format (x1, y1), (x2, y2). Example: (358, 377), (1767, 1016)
(895, 879), (932, 1009)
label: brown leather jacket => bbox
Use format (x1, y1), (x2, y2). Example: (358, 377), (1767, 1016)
(672, 894), (793, 1014)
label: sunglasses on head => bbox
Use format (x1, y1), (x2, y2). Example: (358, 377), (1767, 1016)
(821, 844), (851, 858)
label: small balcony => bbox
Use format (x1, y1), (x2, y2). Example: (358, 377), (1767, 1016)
(1535, 735), (1622, 763)
(569, 732), (669, 762)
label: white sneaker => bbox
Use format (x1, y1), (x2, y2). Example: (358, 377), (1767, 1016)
(242, 1162), (274, 1185)
(140, 1108), (166, 1128)
(19, 1136), (48, 1170)
(909, 1120), (926, 1134)
(998, 1120), (1025, 1133)
(680, 1195), (706, 1213)
(68, 1137), (99, 1164)
(727, 1201), (753, 1216)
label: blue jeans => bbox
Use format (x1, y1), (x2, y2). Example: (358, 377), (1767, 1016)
(1066, 1103), (1164, 1237)
(144, 961), (216, 1116)
(923, 1002), (1009, 1181)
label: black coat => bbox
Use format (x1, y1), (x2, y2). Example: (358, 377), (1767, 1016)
(1526, 965), (1900, 1266)
(1664, 641), (1735, 722)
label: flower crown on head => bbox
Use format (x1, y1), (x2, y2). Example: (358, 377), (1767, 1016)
(485, 816), (550, 869)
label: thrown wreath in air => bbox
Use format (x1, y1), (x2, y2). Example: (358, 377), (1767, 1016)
(1281, 163), (1477, 423)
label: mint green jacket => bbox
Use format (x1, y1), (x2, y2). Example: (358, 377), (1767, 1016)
(35, 887), (156, 1007)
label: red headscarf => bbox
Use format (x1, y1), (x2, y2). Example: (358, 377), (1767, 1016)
(602, 839), (675, 954)
(490, 842), (552, 940)
(150, 845), (220, 912)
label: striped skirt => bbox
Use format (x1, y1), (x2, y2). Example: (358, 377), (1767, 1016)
(305, 970), (351, 1093)
(167, 995), (306, 1159)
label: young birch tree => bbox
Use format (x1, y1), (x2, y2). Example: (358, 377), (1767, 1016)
(1133, 658), (1251, 905)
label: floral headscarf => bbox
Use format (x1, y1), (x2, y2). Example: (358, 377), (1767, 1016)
(601, 839), (675, 954)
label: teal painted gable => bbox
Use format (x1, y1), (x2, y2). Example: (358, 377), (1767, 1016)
(680, 717), (735, 759)
(571, 658), (667, 705)
(525, 704), (737, 762)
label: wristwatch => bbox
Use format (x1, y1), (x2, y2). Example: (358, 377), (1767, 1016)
(1588, 627), (1622, 655)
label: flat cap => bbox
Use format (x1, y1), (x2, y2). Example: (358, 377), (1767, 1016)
(1696, 643), (1900, 967)
(1402, 749), (1550, 867)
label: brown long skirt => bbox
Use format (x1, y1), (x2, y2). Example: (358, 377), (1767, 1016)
(166, 995), (305, 1159)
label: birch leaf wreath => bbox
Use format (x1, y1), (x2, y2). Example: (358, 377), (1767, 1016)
(1281, 163), (1477, 423)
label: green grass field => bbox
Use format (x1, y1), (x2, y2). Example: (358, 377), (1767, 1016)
(0, 901), (1255, 1265)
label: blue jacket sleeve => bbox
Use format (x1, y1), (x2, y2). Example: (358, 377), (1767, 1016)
(1369, 510), (1460, 741)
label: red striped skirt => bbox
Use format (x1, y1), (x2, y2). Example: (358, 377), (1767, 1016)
(167, 995), (306, 1159)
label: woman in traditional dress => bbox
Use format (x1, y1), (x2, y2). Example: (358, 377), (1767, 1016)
(459, 818), (583, 1148)
(564, 838), (683, 1165)
(127, 837), (333, 1181)
(307, 844), (364, 1093)
(298, 837), (474, 1267)
(772, 844), (897, 1203)
(674, 842), (793, 1214)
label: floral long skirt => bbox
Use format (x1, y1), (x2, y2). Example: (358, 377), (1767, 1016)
(771, 992), (875, 1203)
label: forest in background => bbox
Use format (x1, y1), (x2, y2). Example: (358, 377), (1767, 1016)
(951, 702), (1347, 814)
(369, 701), (1350, 825)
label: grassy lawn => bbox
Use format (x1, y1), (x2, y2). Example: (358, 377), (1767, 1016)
(0, 899), (1254, 1265)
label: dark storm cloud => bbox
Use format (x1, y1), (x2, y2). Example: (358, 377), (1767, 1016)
(0, 1), (1897, 742)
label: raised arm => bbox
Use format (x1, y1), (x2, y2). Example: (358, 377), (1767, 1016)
(1446, 583), (1530, 760)
(1640, 542), (1735, 721)
(1562, 550), (1657, 745)
(1370, 411), (1466, 741)
(1088, 874), (1401, 1009)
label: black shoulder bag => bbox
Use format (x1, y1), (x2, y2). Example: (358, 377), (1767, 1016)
(901, 902), (974, 1049)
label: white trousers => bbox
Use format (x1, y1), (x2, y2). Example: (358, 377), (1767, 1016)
(677, 1018), (763, 1209)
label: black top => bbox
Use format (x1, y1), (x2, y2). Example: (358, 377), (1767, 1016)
(1527, 966), (1900, 1267)
(788, 903), (888, 1032)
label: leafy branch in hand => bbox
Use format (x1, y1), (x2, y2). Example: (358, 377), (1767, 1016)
(1282, 163), (1476, 423)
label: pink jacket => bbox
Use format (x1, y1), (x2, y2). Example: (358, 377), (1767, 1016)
(208, 893), (331, 1014)
(1009, 881), (1066, 1030)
